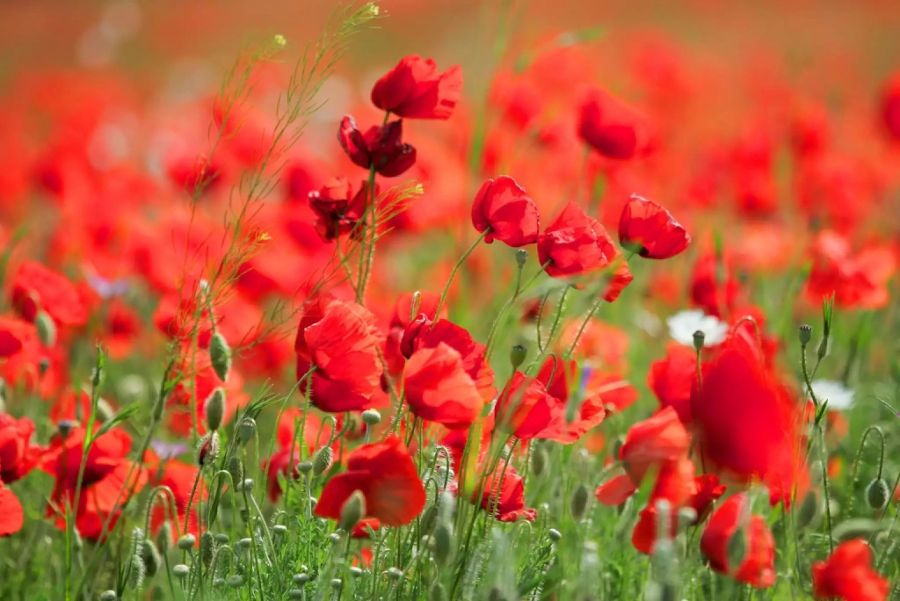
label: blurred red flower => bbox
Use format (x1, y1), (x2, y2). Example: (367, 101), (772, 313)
(11, 261), (88, 327)
(700, 493), (775, 588)
(314, 435), (425, 526)
(812, 539), (889, 601)
(619, 406), (690, 484)
(371, 55), (462, 120)
(647, 343), (697, 423)
(471, 176), (540, 247)
(881, 72), (900, 142)
(806, 230), (895, 310)
(578, 88), (650, 160)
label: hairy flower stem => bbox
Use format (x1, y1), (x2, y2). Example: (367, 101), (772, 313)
(431, 229), (489, 321)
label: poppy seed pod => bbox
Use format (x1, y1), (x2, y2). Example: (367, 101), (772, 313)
(35, 310), (56, 347)
(204, 388), (226, 432)
(177, 534), (196, 550)
(209, 332), (232, 383)
(237, 417), (256, 444)
(361, 408), (381, 426)
(798, 324), (812, 346)
(339, 490), (366, 532)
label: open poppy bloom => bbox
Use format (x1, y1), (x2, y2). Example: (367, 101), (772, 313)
(577, 88), (650, 160)
(11, 260), (88, 327)
(700, 493), (776, 588)
(403, 342), (484, 429)
(811, 539), (889, 601)
(371, 55), (462, 120)
(338, 116), (417, 177)
(295, 297), (386, 413)
(691, 334), (807, 505)
(538, 202), (618, 278)
(471, 176), (540, 247)
(647, 343), (698, 423)
(472, 464), (536, 523)
(148, 459), (207, 540)
(40, 426), (147, 540)
(619, 406), (690, 484)
(314, 435), (425, 526)
(618, 195), (691, 259)
(307, 177), (369, 241)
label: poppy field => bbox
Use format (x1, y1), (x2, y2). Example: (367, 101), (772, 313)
(0, 1), (898, 599)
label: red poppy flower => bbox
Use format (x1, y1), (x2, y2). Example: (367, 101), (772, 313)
(471, 176), (540, 247)
(11, 260), (88, 327)
(40, 426), (148, 540)
(314, 435), (425, 526)
(805, 230), (895, 310)
(647, 343), (697, 423)
(619, 406), (690, 484)
(881, 72), (900, 142)
(371, 55), (462, 120)
(595, 472), (637, 506)
(307, 177), (369, 241)
(0, 413), (40, 484)
(403, 343), (484, 429)
(295, 298), (386, 413)
(467, 463), (536, 523)
(166, 347), (248, 437)
(404, 318), (496, 402)
(618, 195), (691, 259)
(577, 88), (650, 160)
(602, 261), (634, 302)
(700, 493), (776, 589)
(632, 456), (697, 553)
(149, 459), (207, 539)
(691, 335), (807, 505)
(0, 484), (23, 536)
(538, 202), (617, 278)
(338, 116), (416, 177)
(264, 410), (337, 502)
(0, 318), (34, 358)
(812, 539), (889, 601)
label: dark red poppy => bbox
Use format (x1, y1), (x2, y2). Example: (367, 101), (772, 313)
(11, 260), (88, 327)
(403, 343), (484, 429)
(0, 413), (40, 484)
(338, 116), (417, 177)
(40, 425), (148, 540)
(618, 195), (690, 259)
(700, 493), (776, 588)
(538, 202), (617, 278)
(619, 406), (690, 484)
(307, 177), (369, 241)
(881, 72), (900, 142)
(471, 176), (540, 247)
(295, 297), (386, 413)
(0, 484), (23, 536)
(314, 435), (425, 526)
(577, 88), (649, 160)
(691, 335), (807, 505)
(647, 343), (697, 423)
(812, 539), (889, 601)
(371, 55), (462, 120)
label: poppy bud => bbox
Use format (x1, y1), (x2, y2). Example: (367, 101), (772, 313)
(692, 330), (705, 353)
(209, 332), (232, 383)
(35, 310), (56, 347)
(204, 388), (226, 432)
(431, 521), (453, 565)
(237, 417), (256, 444)
(726, 526), (747, 571)
(226, 575), (244, 587)
(99, 591), (117, 601)
(548, 528), (562, 542)
(227, 456), (244, 485)
(509, 344), (527, 370)
(312, 446), (333, 476)
(865, 478), (889, 510)
(141, 540), (161, 578)
(156, 522), (172, 554)
(361, 408), (381, 426)
(198, 432), (220, 466)
(297, 461), (313, 475)
(798, 324), (812, 346)
(571, 484), (590, 521)
(200, 532), (215, 566)
(173, 564), (190, 579)
(531, 444), (547, 477)
(177, 534), (196, 550)
(339, 490), (366, 532)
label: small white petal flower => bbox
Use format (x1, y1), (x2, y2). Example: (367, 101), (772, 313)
(667, 310), (728, 347)
(811, 379), (854, 410)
